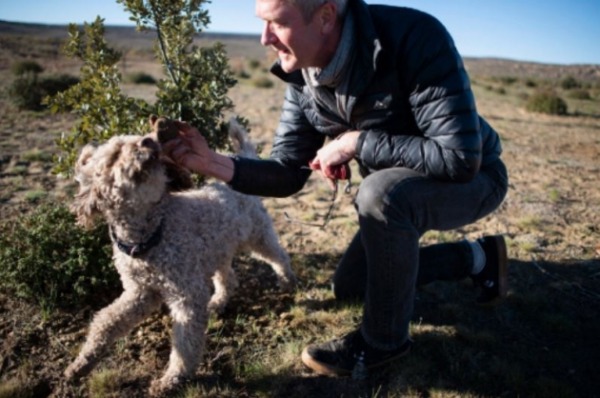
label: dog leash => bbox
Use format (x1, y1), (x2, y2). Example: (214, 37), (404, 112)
(285, 163), (352, 229)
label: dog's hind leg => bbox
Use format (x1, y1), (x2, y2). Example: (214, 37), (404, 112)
(150, 293), (209, 396)
(208, 260), (238, 314)
(65, 288), (162, 380)
(249, 227), (297, 291)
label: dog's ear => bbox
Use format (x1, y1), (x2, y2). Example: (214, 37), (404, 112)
(71, 185), (103, 229)
(149, 114), (159, 128)
(161, 155), (193, 191)
(71, 144), (102, 229)
(153, 117), (179, 144)
(76, 144), (96, 168)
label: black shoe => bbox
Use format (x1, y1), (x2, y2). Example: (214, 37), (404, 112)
(301, 329), (411, 377)
(471, 235), (508, 304)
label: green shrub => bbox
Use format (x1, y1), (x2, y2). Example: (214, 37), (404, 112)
(8, 73), (79, 111)
(10, 60), (44, 76)
(23, 190), (48, 203)
(7, 73), (44, 111)
(496, 76), (518, 85)
(40, 74), (80, 95)
(48, 5), (237, 175)
(253, 76), (274, 89)
(126, 72), (157, 84)
(525, 90), (568, 115)
(237, 69), (251, 79)
(248, 59), (261, 70)
(568, 89), (592, 100)
(560, 76), (580, 90)
(0, 202), (118, 310)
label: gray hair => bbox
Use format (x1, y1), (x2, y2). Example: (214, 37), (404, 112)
(286, 0), (348, 22)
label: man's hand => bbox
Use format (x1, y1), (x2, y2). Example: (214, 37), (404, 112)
(163, 122), (210, 173)
(163, 122), (235, 182)
(309, 131), (359, 190)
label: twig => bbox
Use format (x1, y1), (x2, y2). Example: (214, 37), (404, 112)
(284, 178), (352, 229)
(148, 0), (180, 87)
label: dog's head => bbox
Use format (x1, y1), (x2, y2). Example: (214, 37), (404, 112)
(71, 135), (169, 228)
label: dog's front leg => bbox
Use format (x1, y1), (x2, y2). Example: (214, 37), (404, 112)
(150, 294), (209, 397)
(65, 289), (162, 380)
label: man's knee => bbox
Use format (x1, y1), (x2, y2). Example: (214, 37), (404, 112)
(355, 176), (386, 217)
(355, 169), (418, 219)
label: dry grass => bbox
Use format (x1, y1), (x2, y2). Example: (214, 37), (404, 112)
(0, 21), (599, 398)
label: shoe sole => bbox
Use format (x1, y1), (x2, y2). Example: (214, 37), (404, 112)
(301, 347), (351, 376)
(479, 235), (508, 305)
(300, 342), (411, 377)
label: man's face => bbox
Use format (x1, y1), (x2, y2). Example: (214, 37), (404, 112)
(256, 0), (325, 72)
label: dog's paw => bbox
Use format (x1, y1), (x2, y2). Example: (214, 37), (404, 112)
(207, 298), (227, 314)
(64, 360), (90, 381)
(149, 375), (182, 397)
(278, 274), (298, 292)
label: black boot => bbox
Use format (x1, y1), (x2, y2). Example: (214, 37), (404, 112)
(301, 329), (411, 377)
(471, 235), (508, 304)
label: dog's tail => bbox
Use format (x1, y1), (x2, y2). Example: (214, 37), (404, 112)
(228, 118), (257, 159)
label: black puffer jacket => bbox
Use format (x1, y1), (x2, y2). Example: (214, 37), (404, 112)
(230, 0), (502, 197)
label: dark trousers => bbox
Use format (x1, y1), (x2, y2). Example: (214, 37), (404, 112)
(333, 160), (508, 350)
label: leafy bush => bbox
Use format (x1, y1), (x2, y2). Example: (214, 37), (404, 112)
(248, 59), (262, 70)
(237, 69), (251, 79)
(40, 74), (80, 94)
(48, 1), (238, 175)
(568, 89), (592, 100)
(525, 90), (568, 115)
(7, 73), (45, 111)
(524, 79), (537, 88)
(496, 76), (518, 85)
(126, 71), (157, 84)
(0, 203), (118, 310)
(10, 60), (44, 76)
(560, 76), (580, 90)
(253, 76), (274, 89)
(8, 73), (79, 111)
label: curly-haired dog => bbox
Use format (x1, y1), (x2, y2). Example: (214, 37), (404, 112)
(64, 119), (296, 396)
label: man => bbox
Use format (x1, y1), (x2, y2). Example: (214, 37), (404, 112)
(169, 0), (509, 377)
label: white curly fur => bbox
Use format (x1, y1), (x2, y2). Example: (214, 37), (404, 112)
(64, 120), (296, 396)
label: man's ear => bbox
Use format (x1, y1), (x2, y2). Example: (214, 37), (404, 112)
(318, 2), (338, 34)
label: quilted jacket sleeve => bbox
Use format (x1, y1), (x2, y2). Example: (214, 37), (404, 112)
(228, 84), (324, 197)
(356, 13), (482, 182)
(270, 84), (327, 165)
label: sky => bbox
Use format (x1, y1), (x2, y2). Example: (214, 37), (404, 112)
(1, 1), (599, 65)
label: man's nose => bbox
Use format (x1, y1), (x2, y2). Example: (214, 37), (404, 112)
(260, 22), (275, 46)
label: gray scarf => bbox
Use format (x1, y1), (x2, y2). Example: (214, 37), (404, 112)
(302, 11), (355, 121)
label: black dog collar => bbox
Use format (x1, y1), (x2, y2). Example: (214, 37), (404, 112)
(110, 222), (163, 258)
